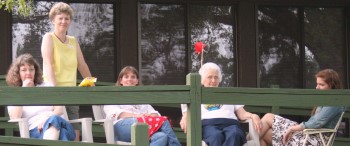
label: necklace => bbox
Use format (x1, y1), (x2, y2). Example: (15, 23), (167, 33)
(53, 32), (66, 43)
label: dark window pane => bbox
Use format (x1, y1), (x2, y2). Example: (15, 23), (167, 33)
(12, 2), (115, 82)
(140, 4), (186, 85)
(304, 8), (346, 88)
(258, 7), (301, 88)
(189, 5), (235, 87)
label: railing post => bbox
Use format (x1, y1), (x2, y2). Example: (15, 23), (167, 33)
(131, 123), (149, 146)
(186, 73), (201, 146)
(3, 108), (14, 136)
(272, 106), (280, 114)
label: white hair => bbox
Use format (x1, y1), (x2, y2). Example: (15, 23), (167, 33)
(198, 62), (222, 83)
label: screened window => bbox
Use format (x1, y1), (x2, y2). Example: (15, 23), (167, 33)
(140, 4), (236, 86)
(258, 7), (346, 88)
(140, 4), (186, 85)
(189, 5), (235, 87)
(303, 8), (345, 88)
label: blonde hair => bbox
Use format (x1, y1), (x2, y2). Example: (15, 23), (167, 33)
(49, 2), (73, 21)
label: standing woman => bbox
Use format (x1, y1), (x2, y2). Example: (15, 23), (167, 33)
(41, 2), (93, 141)
(259, 69), (346, 146)
(6, 53), (75, 141)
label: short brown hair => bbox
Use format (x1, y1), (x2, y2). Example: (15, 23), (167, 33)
(115, 66), (139, 86)
(6, 54), (43, 87)
(49, 2), (73, 21)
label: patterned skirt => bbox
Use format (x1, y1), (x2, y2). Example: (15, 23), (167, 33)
(272, 115), (329, 146)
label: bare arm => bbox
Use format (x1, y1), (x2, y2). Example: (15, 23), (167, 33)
(37, 106), (65, 131)
(180, 111), (187, 133)
(282, 124), (304, 144)
(41, 33), (57, 86)
(8, 106), (23, 119)
(236, 107), (254, 120)
(9, 80), (32, 119)
(52, 106), (64, 115)
(147, 113), (159, 117)
(76, 41), (92, 78)
(118, 112), (144, 119)
(236, 107), (262, 133)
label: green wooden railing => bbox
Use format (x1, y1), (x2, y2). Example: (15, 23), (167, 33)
(0, 75), (6, 86)
(1, 73), (350, 145)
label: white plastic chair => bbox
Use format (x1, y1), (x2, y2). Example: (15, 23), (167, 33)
(92, 105), (131, 145)
(201, 119), (260, 146)
(302, 112), (345, 146)
(8, 106), (93, 143)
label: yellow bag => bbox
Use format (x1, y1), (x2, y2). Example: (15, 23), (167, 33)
(79, 77), (97, 87)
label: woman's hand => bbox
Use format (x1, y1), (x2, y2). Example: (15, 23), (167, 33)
(282, 128), (293, 144)
(180, 112), (187, 133)
(282, 125), (302, 144)
(37, 114), (51, 132)
(180, 117), (187, 133)
(236, 107), (263, 133)
(22, 79), (34, 87)
(251, 114), (263, 133)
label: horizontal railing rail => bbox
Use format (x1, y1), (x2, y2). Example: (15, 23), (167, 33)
(1, 73), (350, 145)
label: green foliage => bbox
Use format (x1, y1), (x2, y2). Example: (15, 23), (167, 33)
(0, 0), (32, 16)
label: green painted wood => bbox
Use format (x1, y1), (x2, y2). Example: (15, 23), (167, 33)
(0, 136), (120, 146)
(0, 117), (15, 136)
(92, 123), (108, 137)
(0, 123), (149, 146)
(0, 75), (6, 86)
(271, 106), (280, 114)
(244, 105), (271, 113)
(173, 127), (186, 142)
(76, 79), (115, 86)
(131, 123), (149, 146)
(278, 107), (312, 116)
(0, 86), (191, 105)
(186, 73), (201, 146)
(0, 122), (16, 129)
(201, 87), (350, 106)
(334, 137), (350, 146)
(1, 73), (350, 145)
(203, 87), (350, 94)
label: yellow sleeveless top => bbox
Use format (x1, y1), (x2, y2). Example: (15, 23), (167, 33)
(44, 33), (77, 86)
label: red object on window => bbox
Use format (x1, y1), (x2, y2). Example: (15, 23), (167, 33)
(137, 116), (168, 139)
(194, 42), (205, 54)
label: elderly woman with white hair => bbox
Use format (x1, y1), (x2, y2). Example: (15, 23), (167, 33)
(180, 62), (262, 146)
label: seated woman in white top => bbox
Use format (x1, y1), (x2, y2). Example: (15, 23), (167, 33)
(180, 62), (263, 146)
(6, 53), (75, 141)
(103, 66), (181, 146)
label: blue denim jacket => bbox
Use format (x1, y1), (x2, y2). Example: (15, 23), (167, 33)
(300, 106), (346, 129)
